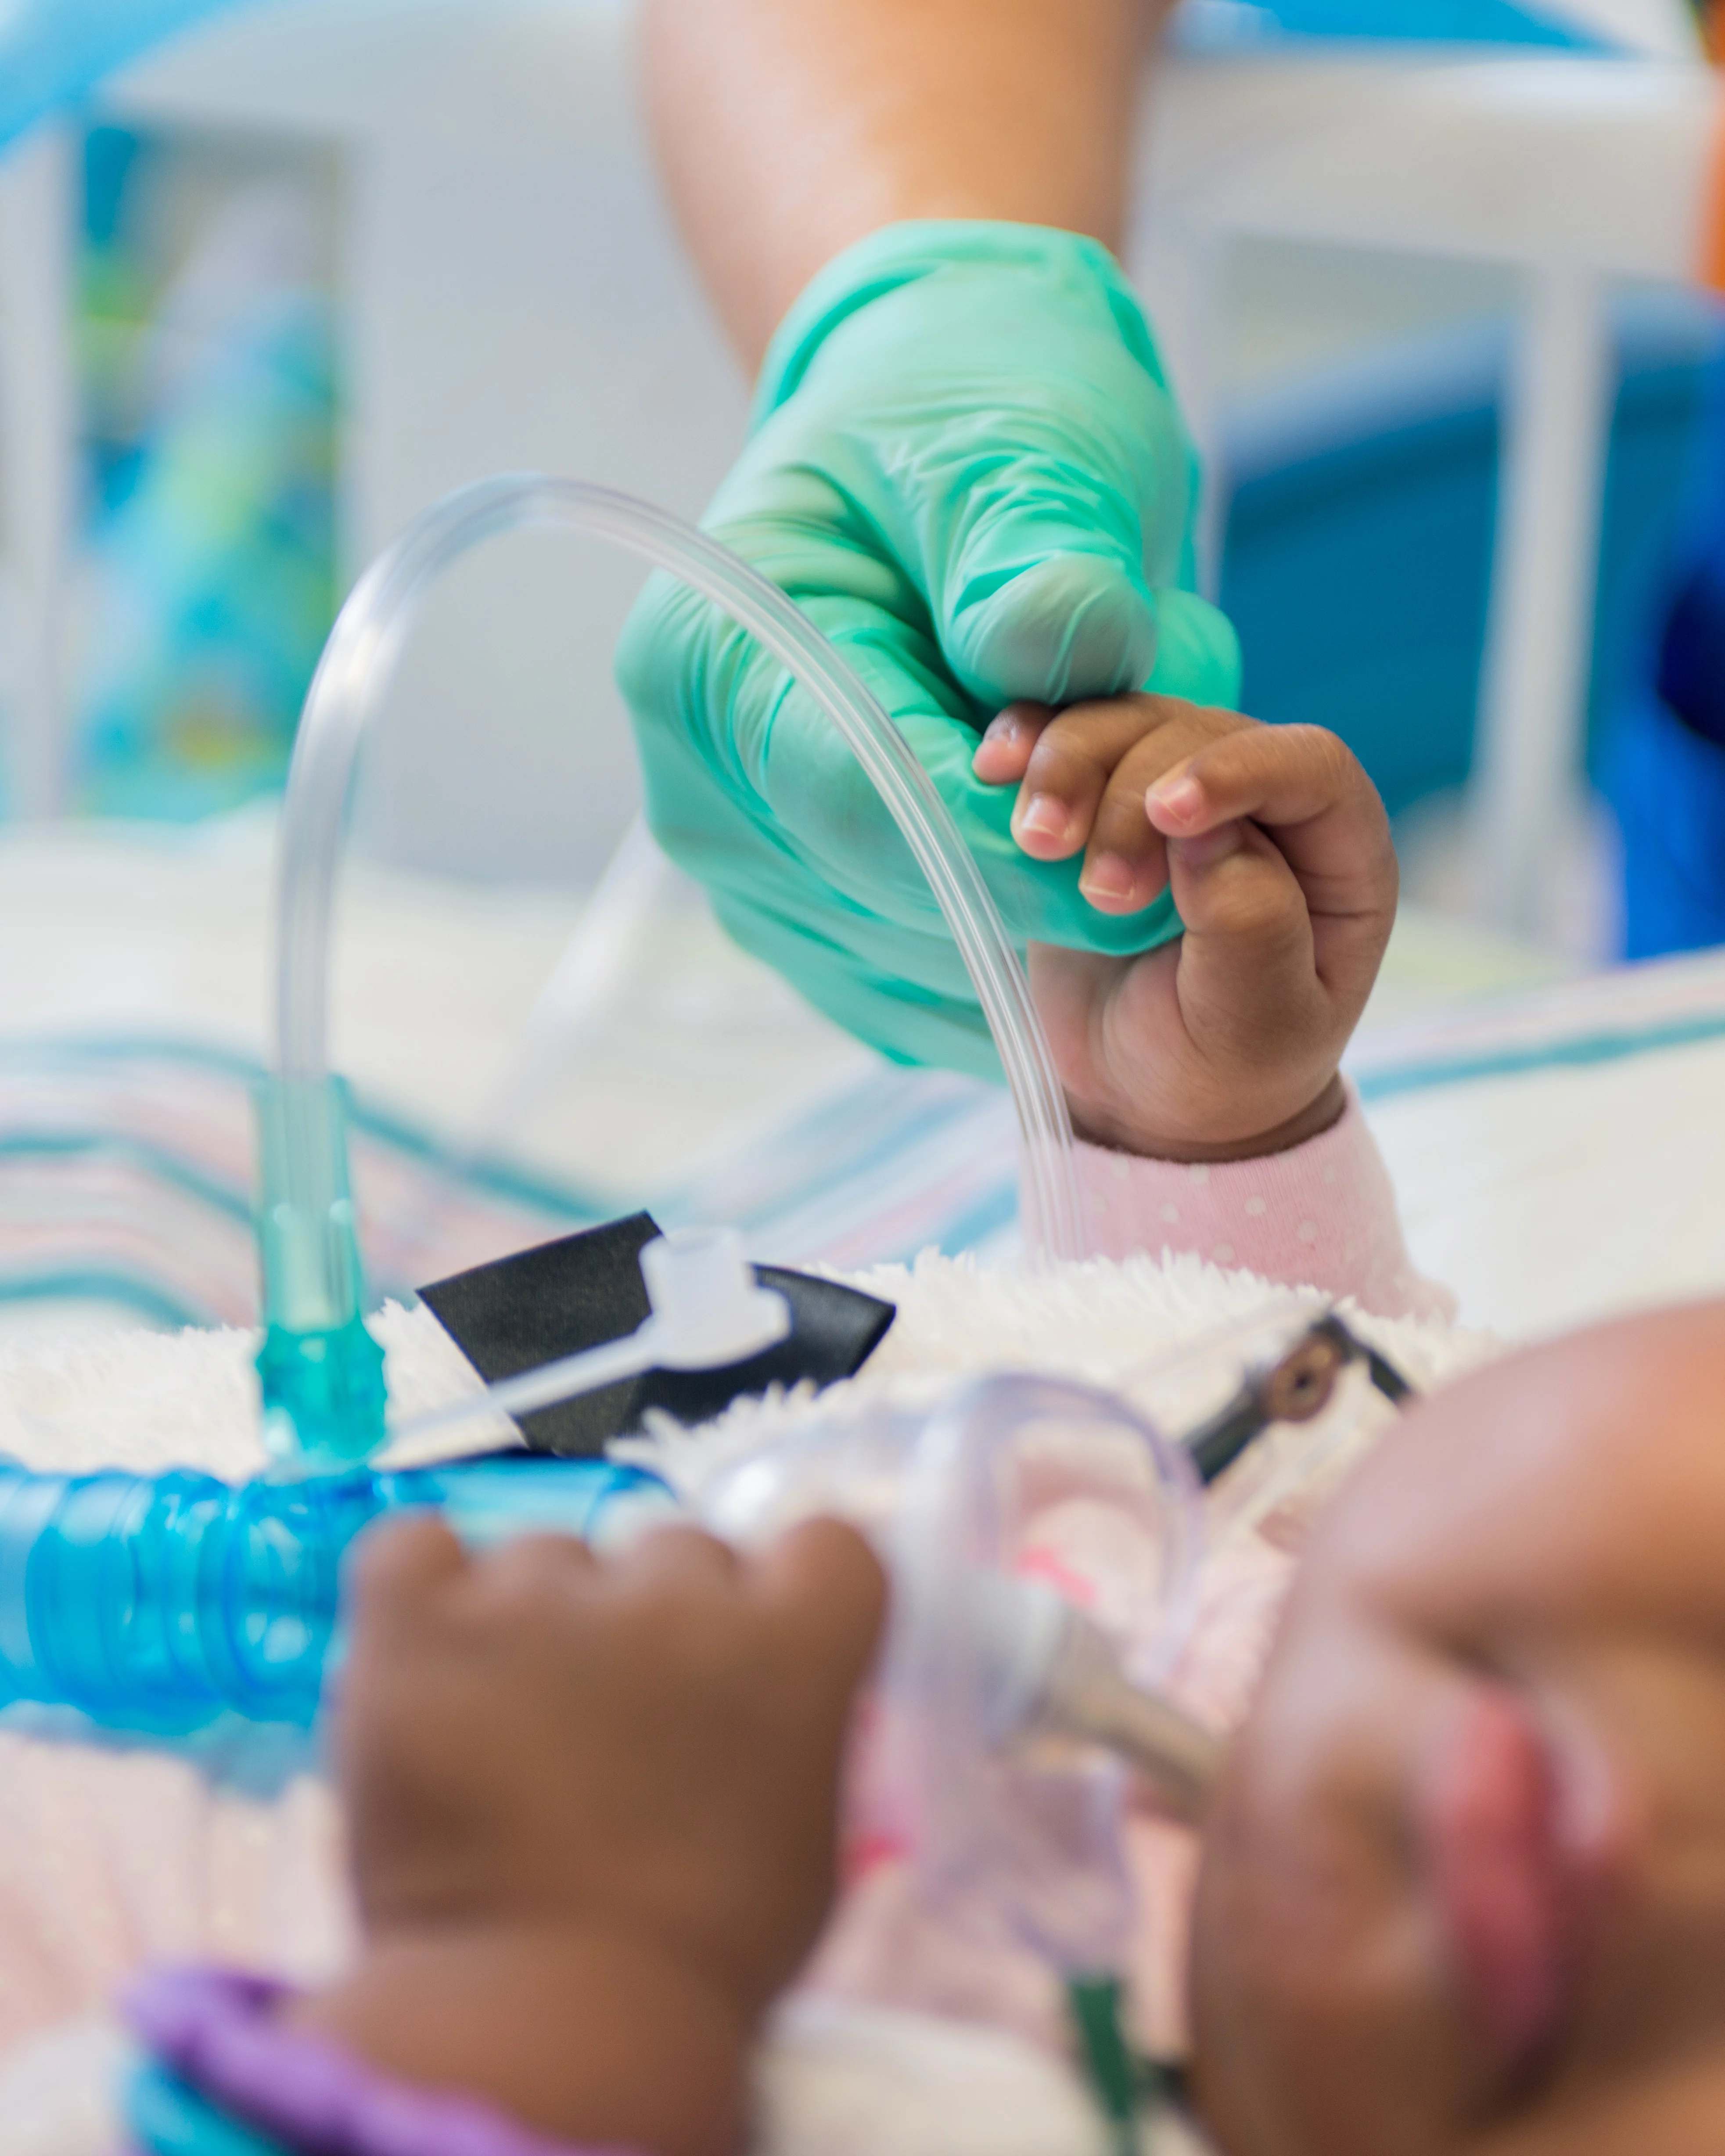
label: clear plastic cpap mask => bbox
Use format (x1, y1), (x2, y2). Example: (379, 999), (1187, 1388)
(694, 1304), (1414, 1984)
(703, 1371), (1205, 1981)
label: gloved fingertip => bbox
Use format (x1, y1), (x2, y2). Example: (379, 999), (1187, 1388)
(1143, 587), (1243, 710)
(950, 555), (1158, 711)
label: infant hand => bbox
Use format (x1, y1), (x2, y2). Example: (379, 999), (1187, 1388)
(974, 693), (1229, 915)
(975, 696), (1395, 1159)
(332, 1515), (886, 2015)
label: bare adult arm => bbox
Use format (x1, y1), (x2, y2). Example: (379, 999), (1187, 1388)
(641, 0), (1172, 370)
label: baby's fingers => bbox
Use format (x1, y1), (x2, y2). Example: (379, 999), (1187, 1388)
(756, 1518), (888, 1696)
(1145, 724), (1395, 925)
(347, 1514), (468, 1634)
(970, 703), (1053, 786)
(1165, 819), (1310, 973)
(1076, 733), (1186, 913)
(993, 701), (1166, 861)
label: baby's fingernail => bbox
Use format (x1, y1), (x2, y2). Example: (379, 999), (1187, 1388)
(1081, 854), (1138, 904)
(1017, 794), (1070, 843)
(973, 713), (1021, 775)
(1173, 822), (1243, 870)
(1147, 774), (1203, 825)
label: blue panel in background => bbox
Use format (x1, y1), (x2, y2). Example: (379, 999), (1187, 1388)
(1175, 0), (1609, 48)
(1217, 298), (1725, 821)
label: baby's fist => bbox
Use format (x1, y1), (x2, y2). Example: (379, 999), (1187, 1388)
(332, 1514), (886, 2010)
(988, 700), (1395, 1160)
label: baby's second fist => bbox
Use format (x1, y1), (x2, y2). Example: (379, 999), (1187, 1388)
(333, 1515), (886, 2009)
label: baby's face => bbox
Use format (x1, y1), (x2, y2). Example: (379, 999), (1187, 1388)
(1189, 1301), (1725, 2154)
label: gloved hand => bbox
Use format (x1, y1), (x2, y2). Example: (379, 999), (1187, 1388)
(617, 220), (1241, 1079)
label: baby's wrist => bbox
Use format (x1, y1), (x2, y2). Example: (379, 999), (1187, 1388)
(1069, 1072), (1347, 1164)
(286, 1917), (755, 2156)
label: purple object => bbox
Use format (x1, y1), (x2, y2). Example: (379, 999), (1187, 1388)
(125, 1965), (634, 2156)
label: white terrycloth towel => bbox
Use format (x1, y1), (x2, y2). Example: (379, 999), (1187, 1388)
(0, 1255), (1489, 2154)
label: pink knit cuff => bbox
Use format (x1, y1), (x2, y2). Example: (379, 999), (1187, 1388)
(1071, 1085), (1451, 1321)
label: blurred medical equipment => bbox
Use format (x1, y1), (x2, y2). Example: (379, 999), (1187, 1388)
(698, 1306), (1409, 2141)
(0, 1319), (1223, 1811)
(0, 1287), (1393, 1780)
(4, 1284), (1411, 2142)
(0, 1302), (1266, 2138)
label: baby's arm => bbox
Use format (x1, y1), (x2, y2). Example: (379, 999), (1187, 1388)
(124, 1518), (886, 2156)
(977, 695), (1443, 1318)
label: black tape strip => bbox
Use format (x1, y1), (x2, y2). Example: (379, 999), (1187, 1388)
(418, 1213), (896, 1457)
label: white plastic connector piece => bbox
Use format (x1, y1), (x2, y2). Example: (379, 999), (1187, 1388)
(639, 1227), (791, 1370)
(385, 1226), (791, 1452)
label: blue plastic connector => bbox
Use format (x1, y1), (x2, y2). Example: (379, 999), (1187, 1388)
(0, 1454), (678, 1732)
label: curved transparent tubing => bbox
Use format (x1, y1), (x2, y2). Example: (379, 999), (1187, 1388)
(273, 477), (1085, 1262)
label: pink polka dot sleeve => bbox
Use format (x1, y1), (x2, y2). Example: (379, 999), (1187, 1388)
(1071, 1083), (1452, 1320)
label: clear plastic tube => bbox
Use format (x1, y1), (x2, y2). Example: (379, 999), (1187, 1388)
(272, 477), (1085, 1264)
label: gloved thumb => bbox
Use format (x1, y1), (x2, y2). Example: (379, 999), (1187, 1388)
(937, 492), (1161, 714)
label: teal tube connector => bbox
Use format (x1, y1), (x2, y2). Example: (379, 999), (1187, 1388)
(253, 1074), (387, 1471)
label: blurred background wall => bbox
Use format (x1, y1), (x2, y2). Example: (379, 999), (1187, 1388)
(0, 0), (1718, 946)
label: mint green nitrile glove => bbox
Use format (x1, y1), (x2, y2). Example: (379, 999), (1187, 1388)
(616, 221), (1241, 1081)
